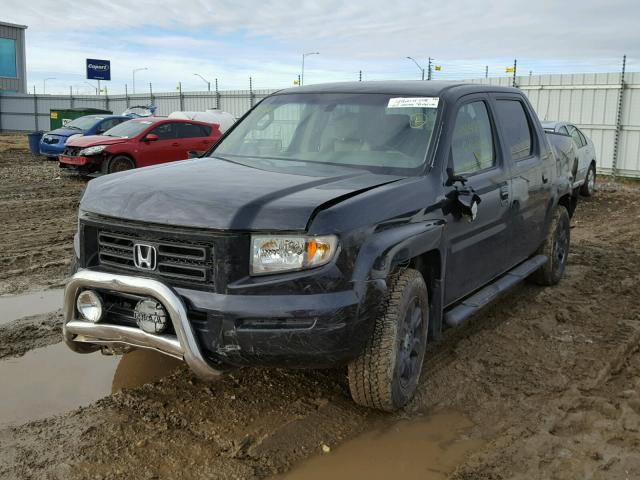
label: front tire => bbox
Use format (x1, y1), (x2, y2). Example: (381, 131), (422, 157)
(580, 164), (596, 197)
(348, 269), (429, 411)
(104, 155), (135, 174)
(530, 206), (570, 286)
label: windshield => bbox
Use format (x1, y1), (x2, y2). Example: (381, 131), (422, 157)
(213, 93), (440, 175)
(102, 120), (152, 138)
(66, 116), (103, 130)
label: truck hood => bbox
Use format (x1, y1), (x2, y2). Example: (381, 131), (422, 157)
(66, 135), (128, 147)
(80, 157), (403, 230)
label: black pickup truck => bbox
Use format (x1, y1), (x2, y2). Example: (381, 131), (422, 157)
(64, 81), (575, 411)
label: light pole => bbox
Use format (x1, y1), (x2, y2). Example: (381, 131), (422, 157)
(194, 73), (211, 92)
(43, 77), (56, 94)
(406, 57), (424, 81)
(301, 52), (319, 86)
(132, 67), (148, 94)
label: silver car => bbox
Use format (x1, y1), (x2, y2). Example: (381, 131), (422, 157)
(542, 121), (597, 196)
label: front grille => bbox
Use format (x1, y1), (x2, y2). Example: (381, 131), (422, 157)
(98, 230), (213, 284)
(63, 146), (82, 156)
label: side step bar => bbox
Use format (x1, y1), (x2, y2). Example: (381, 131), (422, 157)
(444, 255), (548, 327)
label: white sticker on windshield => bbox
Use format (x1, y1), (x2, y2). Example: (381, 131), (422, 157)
(387, 97), (439, 109)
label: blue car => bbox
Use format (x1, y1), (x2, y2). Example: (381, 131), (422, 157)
(39, 115), (131, 158)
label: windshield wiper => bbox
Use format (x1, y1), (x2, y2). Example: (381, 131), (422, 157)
(67, 125), (82, 130)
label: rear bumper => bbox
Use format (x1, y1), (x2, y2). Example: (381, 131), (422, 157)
(64, 269), (376, 376)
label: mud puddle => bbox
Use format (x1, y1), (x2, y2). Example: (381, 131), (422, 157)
(277, 410), (484, 480)
(0, 344), (181, 427)
(0, 288), (64, 325)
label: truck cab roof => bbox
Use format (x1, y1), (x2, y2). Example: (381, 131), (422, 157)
(276, 80), (521, 98)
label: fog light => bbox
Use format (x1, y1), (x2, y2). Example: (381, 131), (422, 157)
(76, 290), (103, 323)
(134, 298), (169, 334)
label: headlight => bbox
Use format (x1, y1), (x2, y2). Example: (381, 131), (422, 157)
(251, 235), (338, 275)
(76, 290), (103, 323)
(78, 145), (107, 156)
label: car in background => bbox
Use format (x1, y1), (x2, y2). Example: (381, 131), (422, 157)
(542, 121), (597, 196)
(58, 117), (222, 175)
(39, 115), (131, 159)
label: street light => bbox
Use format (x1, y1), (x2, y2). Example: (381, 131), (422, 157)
(43, 77), (56, 94)
(301, 52), (319, 86)
(194, 73), (211, 92)
(406, 57), (425, 81)
(132, 67), (148, 94)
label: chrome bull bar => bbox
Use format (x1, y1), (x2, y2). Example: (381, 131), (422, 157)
(63, 270), (223, 381)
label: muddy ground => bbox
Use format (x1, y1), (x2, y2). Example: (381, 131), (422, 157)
(0, 135), (85, 296)
(1, 133), (640, 479)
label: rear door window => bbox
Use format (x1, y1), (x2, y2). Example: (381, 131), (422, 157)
(567, 125), (585, 148)
(576, 128), (588, 146)
(495, 100), (533, 161)
(178, 123), (210, 138)
(451, 101), (496, 174)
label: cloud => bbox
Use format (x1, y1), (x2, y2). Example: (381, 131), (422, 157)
(3, 0), (636, 93)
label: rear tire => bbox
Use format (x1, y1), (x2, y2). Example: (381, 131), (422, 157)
(530, 206), (570, 286)
(104, 155), (135, 174)
(347, 268), (429, 411)
(580, 164), (596, 197)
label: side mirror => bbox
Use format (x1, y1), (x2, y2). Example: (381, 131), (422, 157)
(444, 186), (482, 222)
(144, 133), (158, 142)
(456, 190), (482, 222)
(187, 150), (200, 159)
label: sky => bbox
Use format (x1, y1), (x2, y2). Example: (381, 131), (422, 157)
(2, 0), (638, 95)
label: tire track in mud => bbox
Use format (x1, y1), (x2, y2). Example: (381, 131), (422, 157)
(0, 147), (86, 295)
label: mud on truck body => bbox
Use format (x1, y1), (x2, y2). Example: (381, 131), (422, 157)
(64, 81), (575, 411)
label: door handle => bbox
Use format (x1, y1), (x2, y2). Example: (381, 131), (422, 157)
(499, 184), (509, 200)
(171, 142), (179, 147)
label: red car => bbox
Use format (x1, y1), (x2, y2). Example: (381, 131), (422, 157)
(59, 117), (222, 174)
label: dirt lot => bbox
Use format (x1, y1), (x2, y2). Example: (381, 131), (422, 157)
(0, 135), (85, 295)
(1, 133), (640, 479)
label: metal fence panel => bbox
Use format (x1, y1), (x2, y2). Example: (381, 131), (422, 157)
(1, 78), (638, 177)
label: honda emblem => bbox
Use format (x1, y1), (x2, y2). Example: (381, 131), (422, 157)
(133, 244), (157, 270)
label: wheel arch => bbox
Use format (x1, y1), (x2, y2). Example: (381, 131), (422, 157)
(352, 221), (446, 340)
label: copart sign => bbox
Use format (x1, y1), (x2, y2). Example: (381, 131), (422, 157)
(86, 59), (111, 81)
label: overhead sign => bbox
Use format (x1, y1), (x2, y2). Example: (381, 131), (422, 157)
(86, 59), (111, 81)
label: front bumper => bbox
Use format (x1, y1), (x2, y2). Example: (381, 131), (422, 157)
(64, 270), (223, 381)
(59, 154), (91, 166)
(39, 142), (64, 157)
(64, 269), (375, 377)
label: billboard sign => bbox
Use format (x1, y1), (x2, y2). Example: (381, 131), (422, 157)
(86, 59), (111, 81)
